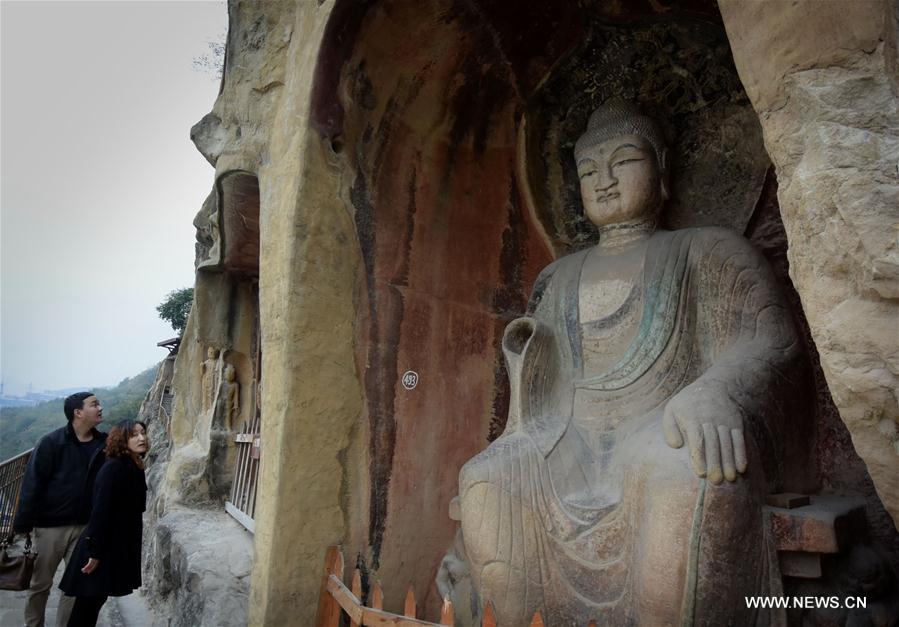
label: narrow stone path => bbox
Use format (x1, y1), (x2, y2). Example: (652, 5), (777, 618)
(0, 558), (153, 626)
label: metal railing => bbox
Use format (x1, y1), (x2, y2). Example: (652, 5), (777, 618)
(0, 448), (33, 538)
(160, 386), (174, 420)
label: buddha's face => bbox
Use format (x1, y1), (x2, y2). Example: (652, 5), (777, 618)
(576, 134), (666, 228)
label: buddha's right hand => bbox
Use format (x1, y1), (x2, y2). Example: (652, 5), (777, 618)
(662, 385), (748, 485)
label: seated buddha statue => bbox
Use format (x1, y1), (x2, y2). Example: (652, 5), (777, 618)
(457, 99), (812, 625)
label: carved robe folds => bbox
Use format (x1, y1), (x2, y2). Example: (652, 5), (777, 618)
(459, 228), (811, 626)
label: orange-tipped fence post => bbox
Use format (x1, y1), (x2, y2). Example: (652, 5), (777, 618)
(349, 568), (363, 627)
(482, 601), (497, 627)
(316, 544), (570, 626)
(404, 586), (417, 618)
(314, 546), (344, 627)
(371, 581), (384, 610)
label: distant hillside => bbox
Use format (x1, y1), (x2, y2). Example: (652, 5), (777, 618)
(0, 366), (159, 461)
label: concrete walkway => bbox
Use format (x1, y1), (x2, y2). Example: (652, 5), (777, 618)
(0, 559), (153, 627)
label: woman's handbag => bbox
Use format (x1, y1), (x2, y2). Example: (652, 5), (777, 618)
(0, 533), (36, 591)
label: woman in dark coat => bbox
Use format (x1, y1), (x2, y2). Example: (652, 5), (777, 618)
(60, 419), (148, 627)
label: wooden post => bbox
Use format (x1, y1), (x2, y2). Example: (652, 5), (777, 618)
(314, 546), (344, 627)
(371, 581), (384, 610)
(350, 569), (362, 627)
(482, 602), (497, 627)
(404, 586), (417, 618)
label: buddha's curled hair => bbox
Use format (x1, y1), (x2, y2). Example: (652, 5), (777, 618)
(574, 98), (667, 171)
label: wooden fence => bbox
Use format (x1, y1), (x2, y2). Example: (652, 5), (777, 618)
(225, 412), (261, 533)
(315, 545), (579, 627)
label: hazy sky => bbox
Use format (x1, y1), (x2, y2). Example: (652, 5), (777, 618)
(1, 1), (228, 395)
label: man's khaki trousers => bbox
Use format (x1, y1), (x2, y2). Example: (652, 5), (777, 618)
(25, 525), (84, 627)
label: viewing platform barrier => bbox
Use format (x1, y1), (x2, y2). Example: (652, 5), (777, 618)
(0, 448), (33, 538)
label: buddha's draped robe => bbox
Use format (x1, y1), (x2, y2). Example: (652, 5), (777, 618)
(459, 228), (810, 626)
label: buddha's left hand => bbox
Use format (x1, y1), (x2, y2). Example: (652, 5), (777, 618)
(662, 386), (747, 484)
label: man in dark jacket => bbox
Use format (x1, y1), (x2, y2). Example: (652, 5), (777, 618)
(13, 392), (107, 627)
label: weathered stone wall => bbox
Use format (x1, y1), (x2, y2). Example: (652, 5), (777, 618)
(152, 3), (299, 624)
(208, 4), (367, 625)
(745, 170), (899, 565)
(719, 0), (899, 525)
(144, 507), (252, 627)
(147, 1), (899, 625)
(139, 350), (255, 626)
(161, 272), (258, 507)
(330, 2), (555, 613)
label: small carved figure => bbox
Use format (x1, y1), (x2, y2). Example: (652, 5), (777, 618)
(436, 529), (476, 626)
(222, 364), (240, 427)
(436, 529), (471, 603)
(201, 347), (220, 413)
(456, 99), (811, 625)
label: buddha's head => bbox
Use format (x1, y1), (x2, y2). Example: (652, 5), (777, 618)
(574, 98), (669, 229)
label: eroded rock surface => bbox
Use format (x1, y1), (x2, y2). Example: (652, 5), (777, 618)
(145, 1), (899, 625)
(138, 342), (254, 627)
(720, 0), (899, 525)
(143, 507), (252, 627)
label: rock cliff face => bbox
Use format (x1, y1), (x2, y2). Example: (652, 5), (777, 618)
(148, 1), (898, 625)
(138, 353), (253, 627)
(720, 0), (899, 524)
